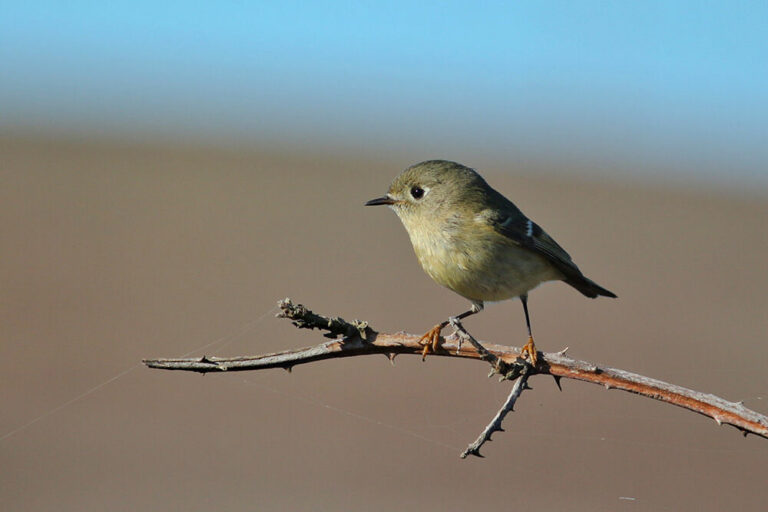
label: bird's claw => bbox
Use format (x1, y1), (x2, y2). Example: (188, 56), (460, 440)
(519, 335), (538, 367)
(418, 324), (444, 361)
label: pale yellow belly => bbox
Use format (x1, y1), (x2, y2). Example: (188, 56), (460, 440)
(412, 230), (561, 302)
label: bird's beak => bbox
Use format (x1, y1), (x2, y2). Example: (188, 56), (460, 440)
(365, 196), (396, 206)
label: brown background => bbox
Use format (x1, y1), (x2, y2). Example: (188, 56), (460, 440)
(2, 134), (766, 511)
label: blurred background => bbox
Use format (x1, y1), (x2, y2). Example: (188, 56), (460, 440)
(2, 2), (767, 511)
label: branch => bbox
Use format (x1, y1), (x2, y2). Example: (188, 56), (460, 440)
(144, 299), (768, 456)
(460, 365), (531, 458)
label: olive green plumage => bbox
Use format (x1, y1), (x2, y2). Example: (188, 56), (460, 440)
(367, 160), (616, 302)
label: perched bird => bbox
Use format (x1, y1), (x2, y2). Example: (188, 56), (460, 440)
(365, 160), (616, 366)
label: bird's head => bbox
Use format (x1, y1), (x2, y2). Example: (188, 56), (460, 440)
(365, 160), (490, 226)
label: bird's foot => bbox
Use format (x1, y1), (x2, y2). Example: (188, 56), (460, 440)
(418, 323), (445, 361)
(519, 336), (538, 367)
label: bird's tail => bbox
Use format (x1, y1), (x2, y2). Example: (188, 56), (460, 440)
(565, 275), (617, 299)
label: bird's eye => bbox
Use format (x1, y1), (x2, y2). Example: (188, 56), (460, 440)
(410, 186), (425, 199)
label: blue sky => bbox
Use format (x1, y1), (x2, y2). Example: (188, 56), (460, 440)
(2, 1), (766, 186)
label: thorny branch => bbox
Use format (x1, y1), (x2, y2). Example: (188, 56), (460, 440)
(144, 298), (768, 457)
(460, 365), (532, 458)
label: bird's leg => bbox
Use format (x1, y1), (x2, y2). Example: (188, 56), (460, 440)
(419, 302), (483, 360)
(518, 294), (538, 367)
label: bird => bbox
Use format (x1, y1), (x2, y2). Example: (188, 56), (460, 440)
(365, 160), (616, 366)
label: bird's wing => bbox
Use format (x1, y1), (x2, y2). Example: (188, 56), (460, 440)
(482, 207), (583, 279)
(479, 200), (617, 299)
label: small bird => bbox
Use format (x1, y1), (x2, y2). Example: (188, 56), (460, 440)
(365, 160), (616, 366)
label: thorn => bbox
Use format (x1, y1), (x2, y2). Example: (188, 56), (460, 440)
(714, 416), (722, 426)
(523, 382), (533, 391)
(552, 375), (563, 391)
(604, 383), (612, 390)
(742, 430), (749, 438)
(283, 366), (293, 373)
(734, 400), (744, 406)
(557, 346), (569, 356)
(384, 353), (397, 365)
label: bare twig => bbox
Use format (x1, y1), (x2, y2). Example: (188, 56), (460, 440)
(144, 298), (768, 454)
(461, 366), (532, 458)
(449, 316), (508, 373)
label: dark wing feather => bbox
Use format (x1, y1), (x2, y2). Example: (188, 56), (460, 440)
(484, 206), (617, 298)
(486, 208), (579, 275)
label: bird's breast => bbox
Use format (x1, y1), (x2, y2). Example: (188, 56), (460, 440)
(405, 217), (560, 301)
